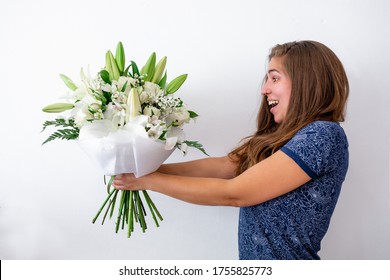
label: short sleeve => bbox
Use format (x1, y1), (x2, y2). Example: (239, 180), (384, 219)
(280, 122), (348, 179)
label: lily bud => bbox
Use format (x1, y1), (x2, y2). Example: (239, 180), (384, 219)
(59, 74), (78, 91)
(126, 88), (141, 123)
(105, 51), (120, 81)
(141, 52), (156, 82)
(166, 74), (188, 94)
(42, 103), (74, 113)
(152, 56), (167, 84)
(115, 41), (125, 73)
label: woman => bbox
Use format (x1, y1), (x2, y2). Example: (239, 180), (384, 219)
(113, 40), (349, 259)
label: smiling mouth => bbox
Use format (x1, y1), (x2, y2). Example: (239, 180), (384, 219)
(268, 100), (279, 109)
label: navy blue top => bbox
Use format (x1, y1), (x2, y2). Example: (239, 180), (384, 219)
(238, 121), (349, 259)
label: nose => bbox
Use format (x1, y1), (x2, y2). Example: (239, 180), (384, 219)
(261, 86), (271, 96)
(261, 79), (271, 96)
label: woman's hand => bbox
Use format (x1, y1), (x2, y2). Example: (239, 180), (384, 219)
(113, 173), (143, 191)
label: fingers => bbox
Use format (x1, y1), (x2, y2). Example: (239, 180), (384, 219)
(112, 174), (125, 189)
(112, 173), (135, 190)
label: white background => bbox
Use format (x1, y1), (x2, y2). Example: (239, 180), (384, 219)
(0, 0), (389, 260)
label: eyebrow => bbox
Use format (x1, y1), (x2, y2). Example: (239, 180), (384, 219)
(267, 69), (281, 74)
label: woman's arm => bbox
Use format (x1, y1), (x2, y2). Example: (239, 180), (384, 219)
(157, 156), (237, 179)
(113, 150), (311, 207)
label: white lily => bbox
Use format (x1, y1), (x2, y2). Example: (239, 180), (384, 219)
(118, 76), (136, 94)
(143, 105), (161, 117)
(178, 142), (188, 154)
(141, 82), (164, 103)
(164, 136), (178, 150)
(80, 66), (99, 93)
(166, 107), (191, 127)
(147, 125), (165, 140)
(164, 127), (185, 150)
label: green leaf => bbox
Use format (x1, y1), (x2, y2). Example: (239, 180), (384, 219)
(41, 118), (79, 145)
(41, 118), (77, 131)
(100, 69), (111, 84)
(115, 41), (125, 73)
(59, 74), (78, 91)
(41, 128), (79, 145)
(130, 60), (140, 77)
(141, 52), (156, 81)
(158, 71), (167, 88)
(188, 110), (199, 118)
(123, 64), (131, 77)
(102, 90), (112, 104)
(183, 140), (209, 156)
(121, 80), (128, 92)
(166, 74), (188, 94)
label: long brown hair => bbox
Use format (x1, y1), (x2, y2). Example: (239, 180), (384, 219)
(229, 40), (349, 175)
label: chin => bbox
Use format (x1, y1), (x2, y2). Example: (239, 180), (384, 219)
(273, 116), (284, 124)
(273, 116), (282, 124)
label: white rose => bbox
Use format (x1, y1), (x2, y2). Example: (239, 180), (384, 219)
(103, 103), (115, 120)
(167, 107), (190, 127)
(117, 76), (136, 94)
(147, 125), (165, 140)
(179, 142), (188, 155)
(88, 103), (101, 113)
(143, 81), (162, 95)
(164, 127), (185, 150)
(74, 106), (93, 128)
(72, 83), (89, 100)
(143, 105), (161, 117)
(141, 82), (164, 103)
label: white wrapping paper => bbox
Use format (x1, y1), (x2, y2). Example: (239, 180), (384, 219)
(77, 116), (174, 177)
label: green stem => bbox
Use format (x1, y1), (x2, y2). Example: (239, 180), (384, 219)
(92, 188), (116, 224)
(143, 190), (163, 221)
(127, 191), (134, 238)
(115, 191), (126, 233)
(133, 191), (140, 223)
(93, 178), (164, 237)
(121, 191), (129, 230)
(109, 189), (119, 219)
(106, 175), (115, 193)
(135, 192), (147, 232)
(142, 190), (160, 227)
(101, 189), (119, 225)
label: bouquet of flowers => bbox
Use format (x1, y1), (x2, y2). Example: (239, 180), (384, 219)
(42, 42), (207, 237)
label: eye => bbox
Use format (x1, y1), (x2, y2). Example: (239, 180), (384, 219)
(272, 77), (279, 82)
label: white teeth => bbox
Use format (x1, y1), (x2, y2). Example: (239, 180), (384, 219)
(268, 100), (279, 107)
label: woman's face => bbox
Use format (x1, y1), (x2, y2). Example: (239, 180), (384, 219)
(262, 56), (292, 124)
